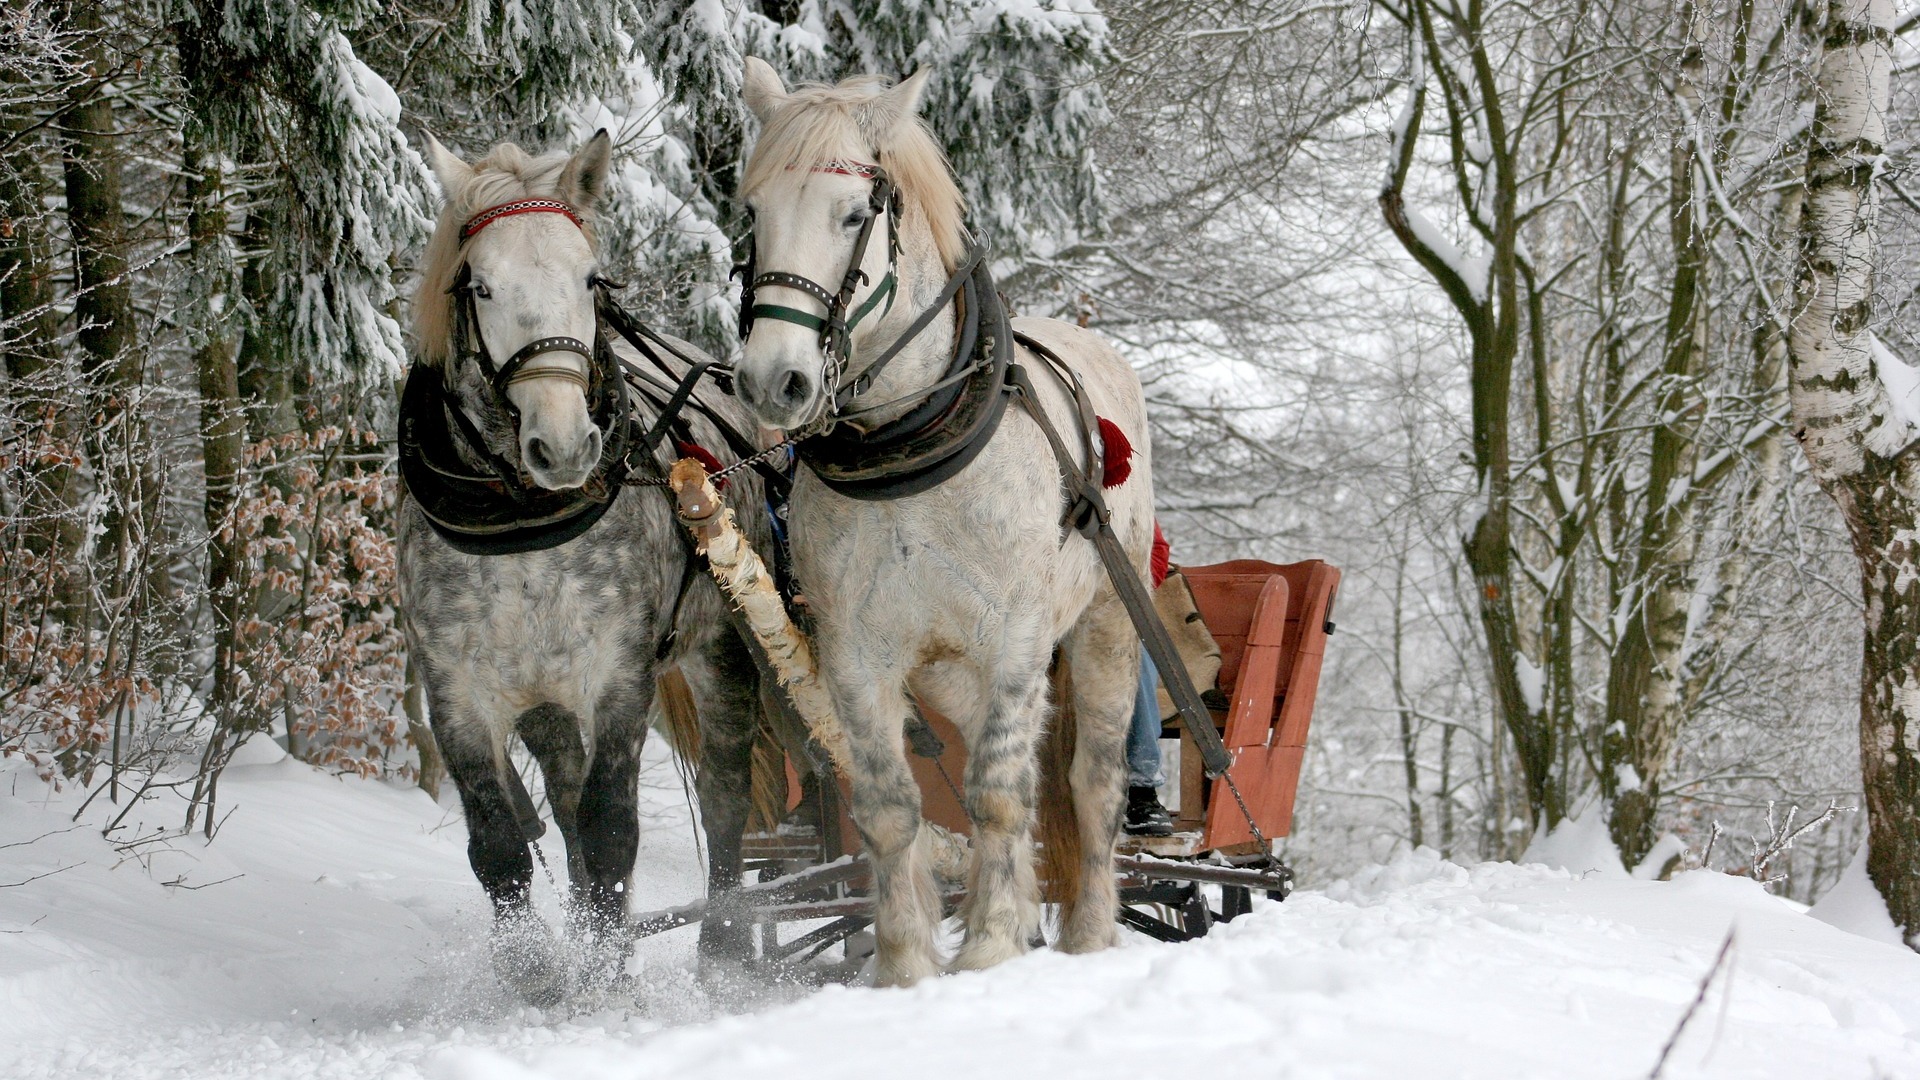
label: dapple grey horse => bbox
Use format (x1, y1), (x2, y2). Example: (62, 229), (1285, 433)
(399, 131), (771, 1002)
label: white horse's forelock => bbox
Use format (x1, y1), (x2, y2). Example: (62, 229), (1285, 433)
(740, 75), (970, 274)
(412, 142), (598, 368)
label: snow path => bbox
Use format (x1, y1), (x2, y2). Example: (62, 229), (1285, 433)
(4, 750), (1918, 1080)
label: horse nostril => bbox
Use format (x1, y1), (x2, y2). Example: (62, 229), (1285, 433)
(526, 437), (553, 472)
(779, 370), (810, 406)
(580, 429), (602, 465)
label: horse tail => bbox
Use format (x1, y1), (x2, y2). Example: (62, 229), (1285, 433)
(652, 666), (702, 758)
(1036, 652), (1084, 908)
(749, 725), (789, 830)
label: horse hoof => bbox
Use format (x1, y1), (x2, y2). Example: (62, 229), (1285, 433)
(948, 935), (1027, 973)
(871, 952), (941, 988)
(570, 925), (635, 994)
(491, 915), (570, 1007)
(697, 915), (755, 964)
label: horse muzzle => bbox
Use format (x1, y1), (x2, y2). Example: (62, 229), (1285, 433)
(735, 354), (823, 432)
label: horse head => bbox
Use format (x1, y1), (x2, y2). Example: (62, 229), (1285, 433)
(419, 130), (614, 491)
(734, 60), (966, 432)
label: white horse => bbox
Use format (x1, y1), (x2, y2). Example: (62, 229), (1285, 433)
(734, 60), (1155, 985)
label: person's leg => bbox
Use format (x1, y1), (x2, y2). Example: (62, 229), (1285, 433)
(1125, 647), (1164, 788)
(1124, 647), (1174, 836)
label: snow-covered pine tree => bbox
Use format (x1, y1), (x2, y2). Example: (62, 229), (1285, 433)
(175, 0), (430, 378)
(819, 0), (1112, 283)
(634, 1), (1113, 318)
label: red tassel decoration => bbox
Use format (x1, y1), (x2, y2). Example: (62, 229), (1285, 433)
(1097, 416), (1132, 488)
(675, 440), (729, 488)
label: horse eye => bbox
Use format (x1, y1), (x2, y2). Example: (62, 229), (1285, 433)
(842, 208), (870, 229)
(470, 281), (492, 300)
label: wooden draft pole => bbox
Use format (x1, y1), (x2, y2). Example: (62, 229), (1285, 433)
(668, 457), (974, 885)
(667, 458), (852, 776)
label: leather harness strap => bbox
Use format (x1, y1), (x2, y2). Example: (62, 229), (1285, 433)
(404, 196), (785, 554)
(1004, 349), (1239, 784)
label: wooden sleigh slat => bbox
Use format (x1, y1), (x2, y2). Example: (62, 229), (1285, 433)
(1183, 559), (1341, 851)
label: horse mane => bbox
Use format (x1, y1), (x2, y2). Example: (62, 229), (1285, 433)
(741, 75), (969, 274)
(412, 142), (598, 368)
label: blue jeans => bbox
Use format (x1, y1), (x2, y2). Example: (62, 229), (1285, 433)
(1126, 648), (1165, 788)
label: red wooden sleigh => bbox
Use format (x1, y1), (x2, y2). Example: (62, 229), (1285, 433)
(716, 557), (1340, 949)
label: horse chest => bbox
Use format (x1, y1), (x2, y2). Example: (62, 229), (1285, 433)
(405, 545), (637, 717)
(792, 479), (1103, 649)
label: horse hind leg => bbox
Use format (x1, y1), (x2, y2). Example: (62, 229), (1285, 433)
(950, 665), (1047, 972)
(676, 627), (762, 964)
(1052, 596), (1137, 954)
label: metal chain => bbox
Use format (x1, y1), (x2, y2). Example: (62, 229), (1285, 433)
(708, 437), (796, 485)
(1217, 769), (1271, 856)
(623, 436), (795, 489)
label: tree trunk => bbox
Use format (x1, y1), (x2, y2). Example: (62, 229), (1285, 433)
(1605, 5), (1712, 865)
(184, 125), (243, 725)
(0, 66), (80, 583)
(1783, 0), (1918, 947)
(1379, 4), (1563, 833)
(60, 4), (155, 610)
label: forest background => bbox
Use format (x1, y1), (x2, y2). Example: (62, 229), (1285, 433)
(3, 0), (1917, 942)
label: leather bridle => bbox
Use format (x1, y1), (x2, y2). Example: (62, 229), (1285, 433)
(735, 160), (902, 411)
(449, 198), (607, 428)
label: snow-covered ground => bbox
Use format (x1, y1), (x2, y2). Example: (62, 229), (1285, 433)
(4, 740), (1917, 1080)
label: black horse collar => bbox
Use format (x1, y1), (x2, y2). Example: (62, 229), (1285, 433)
(398, 332), (637, 557)
(796, 257), (1013, 501)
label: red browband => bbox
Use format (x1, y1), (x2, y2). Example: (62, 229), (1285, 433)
(808, 159), (882, 178)
(460, 199), (585, 241)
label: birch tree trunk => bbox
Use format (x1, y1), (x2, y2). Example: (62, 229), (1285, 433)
(1786, 0), (1919, 945)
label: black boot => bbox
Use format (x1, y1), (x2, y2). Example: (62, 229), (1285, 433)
(1124, 785), (1174, 836)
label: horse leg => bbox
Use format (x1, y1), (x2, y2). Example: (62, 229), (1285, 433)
(574, 677), (649, 945)
(431, 704), (568, 1005)
(1054, 593), (1137, 953)
(833, 662), (940, 987)
(949, 661), (1048, 972)
(679, 627), (762, 963)
(515, 704), (588, 889)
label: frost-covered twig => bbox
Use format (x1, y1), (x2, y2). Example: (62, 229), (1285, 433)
(1697, 820), (1723, 870)
(161, 873), (242, 891)
(0, 864), (75, 888)
(1747, 800), (1855, 883)
(1648, 929), (1736, 1079)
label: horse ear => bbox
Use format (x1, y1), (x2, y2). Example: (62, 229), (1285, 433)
(559, 129), (613, 211)
(422, 131), (474, 201)
(743, 56), (789, 122)
(859, 68), (933, 142)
